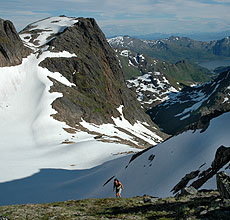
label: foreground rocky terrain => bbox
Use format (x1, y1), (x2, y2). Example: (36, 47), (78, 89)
(0, 190), (229, 220)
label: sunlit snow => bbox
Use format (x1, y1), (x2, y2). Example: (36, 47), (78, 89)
(0, 51), (139, 183)
(20, 16), (78, 49)
(80, 105), (162, 146)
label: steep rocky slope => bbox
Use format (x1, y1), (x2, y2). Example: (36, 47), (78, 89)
(0, 18), (31, 66)
(148, 69), (230, 135)
(19, 16), (167, 147)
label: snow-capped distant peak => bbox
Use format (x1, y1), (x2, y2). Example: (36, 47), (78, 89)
(20, 16), (78, 50)
(107, 36), (125, 47)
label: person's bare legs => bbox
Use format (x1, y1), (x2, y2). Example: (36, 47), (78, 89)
(116, 192), (121, 198)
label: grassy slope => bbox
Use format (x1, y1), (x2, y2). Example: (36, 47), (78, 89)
(156, 61), (213, 86)
(119, 55), (142, 80)
(0, 191), (229, 220)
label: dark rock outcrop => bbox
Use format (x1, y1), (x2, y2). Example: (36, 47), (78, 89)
(0, 18), (31, 67)
(191, 146), (230, 189)
(216, 171), (230, 199)
(172, 146), (230, 194)
(171, 170), (200, 194)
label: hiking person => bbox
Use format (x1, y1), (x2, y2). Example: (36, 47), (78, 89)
(113, 178), (124, 198)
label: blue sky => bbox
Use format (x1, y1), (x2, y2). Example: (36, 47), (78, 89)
(1, 0), (230, 36)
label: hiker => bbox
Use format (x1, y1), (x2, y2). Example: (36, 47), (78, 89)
(113, 178), (124, 198)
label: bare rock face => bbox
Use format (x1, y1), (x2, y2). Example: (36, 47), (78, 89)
(39, 18), (160, 132)
(216, 171), (230, 199)
(191, 146), (230, 190)
(0, 18), (31, 67)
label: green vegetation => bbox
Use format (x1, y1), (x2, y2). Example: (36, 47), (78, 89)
(116, 48), (213, 87)
(119, 56), (142, 80)
(0, 191), (229, 220)
(155, 60), (213, 86)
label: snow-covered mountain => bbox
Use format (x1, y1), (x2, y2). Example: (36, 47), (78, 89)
(148, 69), (230, 135)
(0, 16), (167, 185)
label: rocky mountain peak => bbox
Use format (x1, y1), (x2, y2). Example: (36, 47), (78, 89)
(0, 18), (31, 67)
(212, 36), (230, 56)
(19, 16), (166, 147)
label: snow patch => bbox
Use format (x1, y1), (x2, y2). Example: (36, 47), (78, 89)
(120, 50), (130, 57)
(80, 105), (162, 146)
(20, 16), (78, 49)
(107, 36), (124, 47)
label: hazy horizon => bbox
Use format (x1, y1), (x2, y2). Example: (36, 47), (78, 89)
(1, 0), (230, 37)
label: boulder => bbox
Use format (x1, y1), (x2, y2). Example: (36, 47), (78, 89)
(181, 186), (198, 196)
(216, 171), (230, 199)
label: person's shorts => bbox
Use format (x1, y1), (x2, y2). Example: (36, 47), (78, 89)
(116, 188), (122, 194)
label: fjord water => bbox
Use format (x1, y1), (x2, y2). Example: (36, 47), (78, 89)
(199, 59), (230, 71)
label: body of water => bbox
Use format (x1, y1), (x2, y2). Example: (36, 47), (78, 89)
(199, 60), (230, 71)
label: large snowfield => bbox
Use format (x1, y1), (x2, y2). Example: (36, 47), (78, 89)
(1, 109), (230, 205)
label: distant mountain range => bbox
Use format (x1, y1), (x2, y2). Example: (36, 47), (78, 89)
(108, 35), (230, 63)
(132, 30), (230, 42)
